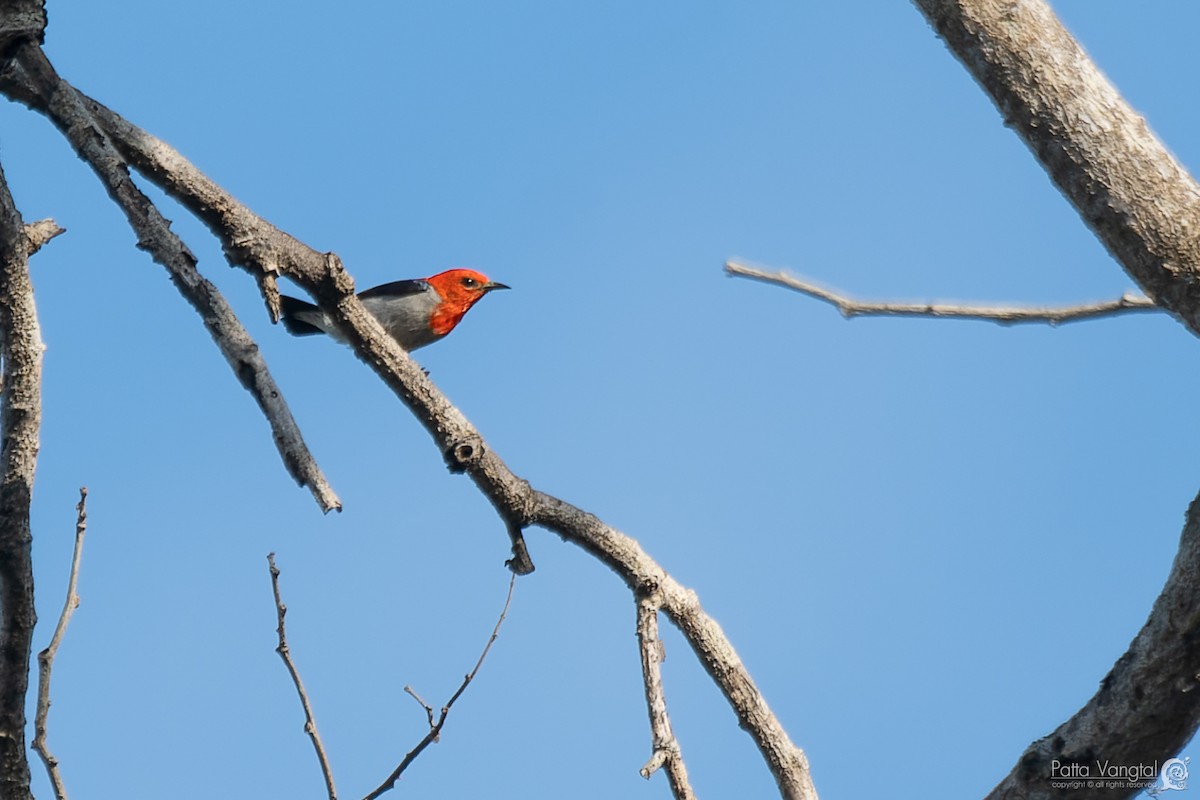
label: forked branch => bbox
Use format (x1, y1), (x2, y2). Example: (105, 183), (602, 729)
(365, 575), (516, 800)
(636, 594), (695, 800)
(0, 46), (341, 513)
(0, 31), (815, 800)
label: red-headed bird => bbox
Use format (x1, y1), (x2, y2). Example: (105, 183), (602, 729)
(279, 268), (510, 351)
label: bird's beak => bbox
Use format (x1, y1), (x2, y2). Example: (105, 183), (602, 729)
(484, 281), (511, 292)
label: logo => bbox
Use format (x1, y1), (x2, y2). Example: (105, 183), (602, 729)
(1148, 758), (1190, 797)
(1048, 757), (1190, 793)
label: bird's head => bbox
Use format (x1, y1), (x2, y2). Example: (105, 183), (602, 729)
(424, 268), (510, 336)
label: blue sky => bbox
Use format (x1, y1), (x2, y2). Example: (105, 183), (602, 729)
(2, 2), (1198, 798)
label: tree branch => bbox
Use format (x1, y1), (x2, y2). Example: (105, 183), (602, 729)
(365, 574), (516, 800)
(0, 46), (816, 798)
(983, 489), (1200, 800)
(32, 487), (88, 800)
(94, 100), (815, 800)
(267, 554), (338, 800)
(726, 261), (1159, 326)
(906, 1), (1200, 797)
(0, 152), (42, 800)
(636, 593), (695, 800)
(913, 0), (1200, 340)
(531, 493), (814, 799)
(0, 46), (341, 514)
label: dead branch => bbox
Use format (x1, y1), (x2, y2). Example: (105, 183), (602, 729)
(726, 261), (1159, 326)
(267, 554), (338, 800)
(364, 574), (516, 800)
(636, 594), (695, 800)
(0, 47), (341, 514)
(0, 147), (43, 800)
(78, 100), (815, 796)
(0, 34), (816, 799)
(93, 99), (814, 798)
(531, 494), (814, 799)
(32, 488), (88, 800)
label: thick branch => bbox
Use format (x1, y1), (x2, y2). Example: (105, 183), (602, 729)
(982, 490), (1200, 800)
(726, 261), (1159, 326)
(267, 554), (337, 800)
(0, 46), (341, 513)
(0, 154), (41, 800)
(636, 594), (695, 800)
(907, 2), (1200, 797)
(33, 487), (88, 800)
(913, 0), (1200, 339)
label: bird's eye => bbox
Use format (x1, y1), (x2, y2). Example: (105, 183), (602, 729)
(461, 277), (478, 288)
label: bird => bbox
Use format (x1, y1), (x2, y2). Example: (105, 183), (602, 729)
(279, 268), (510, 351)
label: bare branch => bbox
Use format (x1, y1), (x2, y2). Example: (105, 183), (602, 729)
(531, 495), (816, 800)
(365, 575), (516, 800)
(0, 152), (42, 800)
(402, 686), (435, 729)
(33, 487), (88, 800)
(267, 553), (338, 800)
(726, 261), (1159, 326)
(84, 102), (815, 797)
(636, 594), (696, 800)
(0, 56), (815, 797)
(0, 47), (341, 513)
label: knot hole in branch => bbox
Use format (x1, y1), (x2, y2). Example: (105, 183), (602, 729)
(445, 435), (484, 473)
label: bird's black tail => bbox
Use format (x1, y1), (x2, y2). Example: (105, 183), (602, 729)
(278, 295), (326, 336)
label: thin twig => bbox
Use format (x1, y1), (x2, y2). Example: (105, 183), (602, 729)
(364, 574), (516, 800)
(726, 261), (1160, 326)
(402, 686), (436, 728)
(267, 553), (338, 800)
(636, 593), (696, 800)
(31, 487), (88, 800)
